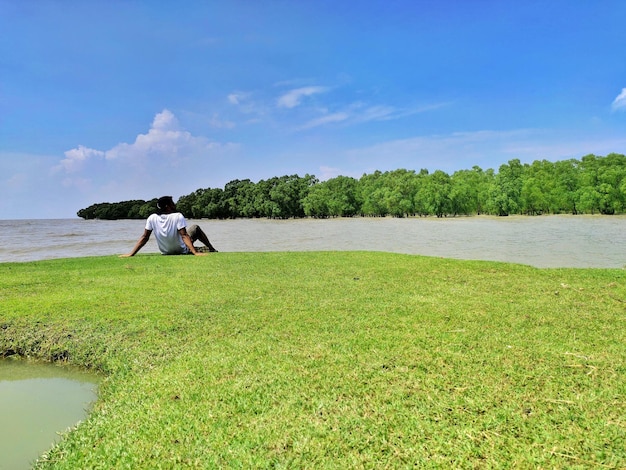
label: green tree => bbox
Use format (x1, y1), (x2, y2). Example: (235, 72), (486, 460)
(253, 175), (316, 218)
(578, 154), (601, 214)
(487, 159), (524, 216)
(325, 176), (361, 217)
(359, 171), (388, 216)
(223, 179), (258, 218)
(450, 166), (489, 215)
(597, 153), (626, 214)
(383, 169), (420, 217)
(412, 169), (431, 216)
(79, 153), (626, 220)
(553, 159), (580, 214)
(176, 191), (198, 217)
(419, 170), (452, 217)
(189, 188), (227, 218)
(520, 160), (555, 215)
(303, 184), (332, 218)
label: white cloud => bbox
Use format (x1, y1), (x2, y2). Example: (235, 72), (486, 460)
(277, 86), (329, 108)
(57, 107), (219, 175)
(612, 88), (626, 111)
(151, 108), (179, 130)
(53, 110), (239, 200)
(56, 109), (207, 175)
(103, 109), (213, 166)
(57, 145), (105, 173)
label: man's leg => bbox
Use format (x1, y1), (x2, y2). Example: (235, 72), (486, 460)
(187, 225), (218, 252)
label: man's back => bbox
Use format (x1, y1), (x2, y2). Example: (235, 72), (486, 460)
(146, 212), (187, 255)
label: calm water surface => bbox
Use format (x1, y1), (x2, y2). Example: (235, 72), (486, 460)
(1, 215), (625, 268)
(0, 359), (98, 470)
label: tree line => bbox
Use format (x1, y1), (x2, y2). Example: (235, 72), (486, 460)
(77, 153), (626, 219)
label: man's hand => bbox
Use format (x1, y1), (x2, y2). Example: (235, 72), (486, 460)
(119, 254), (133, 258)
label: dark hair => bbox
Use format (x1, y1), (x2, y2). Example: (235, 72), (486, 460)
(156, 196), (174, 215)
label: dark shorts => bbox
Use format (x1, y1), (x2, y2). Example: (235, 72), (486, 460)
(187, 224), (200, 241)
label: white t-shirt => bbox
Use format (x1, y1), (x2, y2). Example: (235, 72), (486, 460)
(145, 212), (189, 255)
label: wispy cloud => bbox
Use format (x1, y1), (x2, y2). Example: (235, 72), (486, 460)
(612, 88), (626, 111)
(277, 86), (329, 108)
(299, 112), (350, 130)
(208, 113), (235, 129)
(351, 104), (396, 123)
(227, 91), (269, 118)
(228, 81), (449, 132)
(228, 92), (247, 105)
(300, 102), (450, 130)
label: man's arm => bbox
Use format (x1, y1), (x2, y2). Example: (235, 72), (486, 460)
(179, 227), (206, 256)
(119, 229), (152, 258)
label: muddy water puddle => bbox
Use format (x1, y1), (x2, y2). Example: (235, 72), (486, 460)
(0, 359), (98, 469)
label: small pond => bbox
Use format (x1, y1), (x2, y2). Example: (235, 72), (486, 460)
(0, 358), (99, 469)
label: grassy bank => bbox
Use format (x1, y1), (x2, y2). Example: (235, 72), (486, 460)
(2, 252), (625, 468)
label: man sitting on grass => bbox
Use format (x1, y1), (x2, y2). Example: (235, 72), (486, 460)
(120, 196), (218, 258)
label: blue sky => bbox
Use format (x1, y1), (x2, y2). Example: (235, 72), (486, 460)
(2, 0), (626, 219)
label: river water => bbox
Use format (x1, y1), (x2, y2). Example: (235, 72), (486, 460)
(1, 215), (625, 268)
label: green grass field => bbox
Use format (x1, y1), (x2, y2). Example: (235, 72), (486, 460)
(1, 252), (625, 468)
